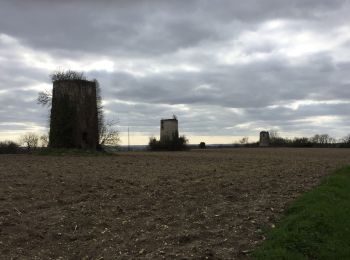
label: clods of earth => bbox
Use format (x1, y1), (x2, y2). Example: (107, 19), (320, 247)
(1, 148), (350, 259)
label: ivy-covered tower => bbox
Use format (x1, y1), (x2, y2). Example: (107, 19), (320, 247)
(49, 79), (99, 149)
(160, 117), (179, 142)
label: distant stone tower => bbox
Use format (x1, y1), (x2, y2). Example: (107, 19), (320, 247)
(160, 116), (179, 142)
(259, 131), (270, 147)
(49, 80), (99, 149)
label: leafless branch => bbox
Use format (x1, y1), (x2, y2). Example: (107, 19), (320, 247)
(99, 119), (120, 146)
(50, 70), (87, 82)
(37, 90), (52, 106)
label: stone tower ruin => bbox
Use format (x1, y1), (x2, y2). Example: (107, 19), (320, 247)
(49, 80), (99, 149)
(259, 131), (270, 147)
(160, 117), (179, 142)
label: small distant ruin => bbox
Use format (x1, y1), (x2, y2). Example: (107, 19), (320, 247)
(149, 115), (187, 151)
(49, 79), (99, 149)
(259, 131), (270, 147)
(160, 116), (179, 142)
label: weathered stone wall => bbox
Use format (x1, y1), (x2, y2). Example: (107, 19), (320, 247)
(49, 80), (99, 149)
(259, 131), (270, 147)
(160, 119), (179, 142)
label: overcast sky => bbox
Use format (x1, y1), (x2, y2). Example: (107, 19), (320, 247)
(1, 0), (350, 145)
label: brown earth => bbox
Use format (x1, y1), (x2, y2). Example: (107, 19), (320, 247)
(1, 148), (350, 259)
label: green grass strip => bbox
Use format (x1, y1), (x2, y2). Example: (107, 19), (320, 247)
(252, 166), (350, 260)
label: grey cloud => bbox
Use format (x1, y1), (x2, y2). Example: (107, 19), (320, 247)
(1, 0), (348, 57)
(1, 0), (350, 141)
(0, 90), (48, 124)
(104, 52), (348, 108)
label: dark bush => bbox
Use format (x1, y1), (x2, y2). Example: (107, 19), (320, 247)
(291, 137), (313, 147)
(0, 141), (20, 154)
(270, 136), (291, 147)
(148, 135), (189, 151)
(268, 134), (339, 148)
(199, 142), (206, 149)
(50, 70), (86, 82)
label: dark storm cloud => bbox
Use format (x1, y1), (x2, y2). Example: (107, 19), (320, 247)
(0, 0), (348, 56)
(1, 0), (350, 142)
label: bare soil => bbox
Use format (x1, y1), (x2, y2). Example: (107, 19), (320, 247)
(1, 148), (350, 259)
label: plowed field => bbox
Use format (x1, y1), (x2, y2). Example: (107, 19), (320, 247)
(1, 148), (350, 259)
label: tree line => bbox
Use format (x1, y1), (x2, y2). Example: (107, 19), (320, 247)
(0, 133), (48, 154)
(237, 131), (350, 148)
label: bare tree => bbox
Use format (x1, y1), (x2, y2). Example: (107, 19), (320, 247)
(239, 137), (249, 144)
(311, 134), (335, 145)
(269, 130), (279, 140)
(99, 119), (120, 146)
(40, 134), (49, 147)
(342, 134), (350, 144)
(319, 134), (330, 144)
(311, 134), (321, 144)
(20, 133), (39, 151)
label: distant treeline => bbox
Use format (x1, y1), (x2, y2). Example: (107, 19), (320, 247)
(236, 132), (350, 148)
(269, 132), (350, 148)
(269, 134), (349, 148)
(0, 133), (48, 154)
(2, 132), (350, 154)
(0, 141), (20, 154)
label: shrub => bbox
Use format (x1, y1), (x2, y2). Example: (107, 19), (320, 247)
(50, 70), (86, 82)
(148, 135), (189, 151)
(292, 137), (313, 147)
(0, 141), (20, 154)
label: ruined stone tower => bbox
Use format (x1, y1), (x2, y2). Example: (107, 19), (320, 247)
(49, 80), (99, 149)
(259, 131), (270, 147)
(160, 117), (179, 142)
